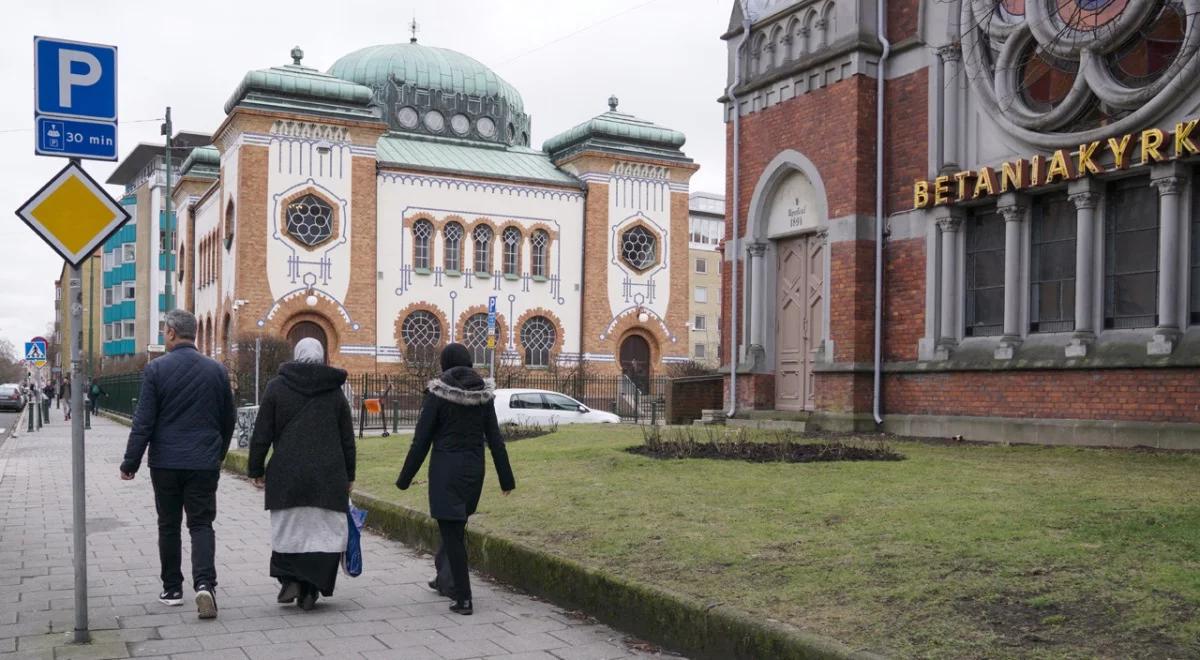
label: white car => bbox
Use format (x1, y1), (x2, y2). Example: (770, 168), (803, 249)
(494, 389), (621, 426)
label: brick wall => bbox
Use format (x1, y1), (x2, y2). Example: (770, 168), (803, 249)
(887, 0), (922, 43)
(882, 237), (924, 361)
(667, 375), (724, 424)
(884, 369), (1200, 423)
(829, 240), (876, 364)
(814, 372), (872, 414)
(884, 69), (929, 216)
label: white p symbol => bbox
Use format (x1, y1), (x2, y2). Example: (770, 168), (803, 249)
(58, 49), (101, 108)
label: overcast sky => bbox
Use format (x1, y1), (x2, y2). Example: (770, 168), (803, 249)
(0, 0), (732, 361)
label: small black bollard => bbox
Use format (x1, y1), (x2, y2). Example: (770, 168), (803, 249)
(27, 402), (35, 432)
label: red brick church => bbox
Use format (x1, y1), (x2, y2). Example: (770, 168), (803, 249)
(720, 0), (1200, 448)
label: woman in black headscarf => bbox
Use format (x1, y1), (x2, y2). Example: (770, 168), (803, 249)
(396, 343), (515, 615)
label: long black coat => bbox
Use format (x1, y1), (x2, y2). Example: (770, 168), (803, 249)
(247, 362), (356, 513)
(396, 367), (515, 521)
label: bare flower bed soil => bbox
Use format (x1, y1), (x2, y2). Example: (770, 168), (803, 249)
(627, 427), (905, 463)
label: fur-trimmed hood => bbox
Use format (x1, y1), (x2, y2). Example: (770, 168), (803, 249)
(427, 366), (495, 406)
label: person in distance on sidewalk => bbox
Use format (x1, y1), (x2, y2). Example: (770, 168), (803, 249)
(119, 309), (236, 620)
(248, 338), (356, 611)
(396, 343), (516, 616)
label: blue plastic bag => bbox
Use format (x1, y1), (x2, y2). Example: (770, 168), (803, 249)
(342, 500), (367, 577)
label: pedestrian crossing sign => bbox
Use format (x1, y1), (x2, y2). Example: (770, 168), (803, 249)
(25, 340), (48, 368)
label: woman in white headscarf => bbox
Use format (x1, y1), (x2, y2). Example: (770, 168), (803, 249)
(247, 338), (356, 610)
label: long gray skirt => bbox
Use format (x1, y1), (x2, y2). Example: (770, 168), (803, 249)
(270, 507), (347, 596)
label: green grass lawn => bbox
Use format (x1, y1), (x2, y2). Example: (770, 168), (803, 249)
(350, 426), (1200, 659)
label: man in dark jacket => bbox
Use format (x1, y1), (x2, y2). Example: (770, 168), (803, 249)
(120, 309), (236, 620)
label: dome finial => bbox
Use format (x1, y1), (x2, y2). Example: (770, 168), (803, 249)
(291, 46), (304, 65)
(409, 14), (420, 44)
(608, 94), (619, 111)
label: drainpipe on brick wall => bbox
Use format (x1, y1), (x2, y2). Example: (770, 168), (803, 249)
(873, 0), (890, 426)
(727, 2), (753, 419)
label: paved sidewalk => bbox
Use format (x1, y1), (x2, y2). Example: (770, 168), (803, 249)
(0, 417), (668, 660)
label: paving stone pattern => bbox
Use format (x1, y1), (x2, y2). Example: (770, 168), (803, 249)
(0, 417), (673, 659)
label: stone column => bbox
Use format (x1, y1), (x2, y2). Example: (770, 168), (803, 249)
(747, 242), (768, 357)
(1067, 190), (1101, 358)
(1149, 175), (1184, 355)
(938, 44), (962, 171)
(995, 203), (1025, 359)
(936, 214), (962, 358)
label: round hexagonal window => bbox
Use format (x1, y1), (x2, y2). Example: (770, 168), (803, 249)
(285, 194), (334, 247)
(620, 225), (658, 272)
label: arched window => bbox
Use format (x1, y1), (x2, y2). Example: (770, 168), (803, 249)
(502, 227), (521, 276)
(412, 219), (433, 270)
(531, 230), (549, 278)
(401, 310), (442, 363)
(521, 316), (556, 367)
(463, 313), (491, 366)
(473, 224), (493, 273)
(224, 200), (235, 250)
(771, 25), (786, 68)
(788, 17), (804, 59)
(820, 2), (835, 48)
(444, 222), (463, 272)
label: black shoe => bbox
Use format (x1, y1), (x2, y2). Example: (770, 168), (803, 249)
(277, 581), (302, 604)
(158, 590), (183, 606)
(427, 578), (439, 591)
(449, 599), (473, 615)
(195, 585), (218, 620)
(298, 586), (318, 611)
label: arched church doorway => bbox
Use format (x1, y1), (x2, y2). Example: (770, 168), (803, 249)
(619, 334), (651, 394)
(287, 321), (328, 360)
(774, 233), (824, 411)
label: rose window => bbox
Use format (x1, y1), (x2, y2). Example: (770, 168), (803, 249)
(285, 194), (334, 247)
(401, 310), (441, 362)
(962, 0), (1195, 147)
(620, 226), (658, 272)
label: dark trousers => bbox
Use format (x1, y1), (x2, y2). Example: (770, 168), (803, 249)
(436, 520), (471, 600)
(150, 469), (220, 592)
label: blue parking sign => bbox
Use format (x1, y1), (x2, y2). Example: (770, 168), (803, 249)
(34, 36), (117, 160)
(35, 37), (117, 121)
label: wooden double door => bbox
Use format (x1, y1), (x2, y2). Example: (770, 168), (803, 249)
(774, 233), (824, 411)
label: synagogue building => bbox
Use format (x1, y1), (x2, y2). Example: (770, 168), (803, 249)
(133, 39), (701, 386)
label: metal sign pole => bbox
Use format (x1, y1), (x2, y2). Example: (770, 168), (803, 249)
(69, 260), (89, 643)
(68, 160), (90, 644)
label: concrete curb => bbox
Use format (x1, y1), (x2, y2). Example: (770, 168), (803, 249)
(220, 449), (885, 660)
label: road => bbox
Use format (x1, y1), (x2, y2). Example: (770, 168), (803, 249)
(0, 410), (19, 442)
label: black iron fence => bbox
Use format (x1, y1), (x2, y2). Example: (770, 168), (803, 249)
(97, 371), (672, 434)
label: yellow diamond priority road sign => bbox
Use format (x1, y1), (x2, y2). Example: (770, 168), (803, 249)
(15, 161), (130, 267)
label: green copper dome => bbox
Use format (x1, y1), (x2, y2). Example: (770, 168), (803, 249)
(328, 43), (524, 114)
(543, 96), (688, 163)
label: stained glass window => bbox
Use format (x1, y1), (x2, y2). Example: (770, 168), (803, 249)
(1105, 178), (1159, 329)
(503, 227), (521, 276)
(412, 220), (433, 270)
(285, 194), (334, 247)
(531, 230), (549, 278)
(965, 208), (1005, 337)
(474, 225), (493, 274)
(401, 311), (441, 362)
(444, 222), (463, 272)
(463, 313), (491, 366)
(521, 316), (556, 367)
(1030, 193), (1076, 333)
(621, 226), (658, 271)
